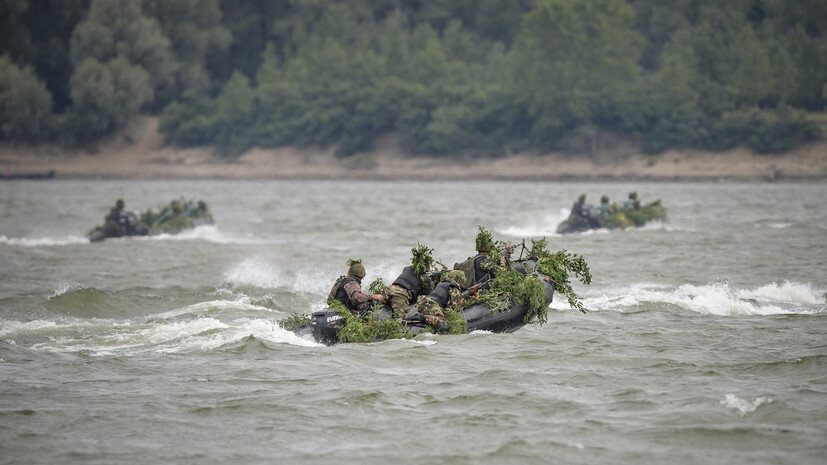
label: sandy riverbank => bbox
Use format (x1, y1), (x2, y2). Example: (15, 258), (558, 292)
(1, 117), (825, 182)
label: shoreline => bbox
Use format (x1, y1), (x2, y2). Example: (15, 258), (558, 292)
(1, 117), (825, 182)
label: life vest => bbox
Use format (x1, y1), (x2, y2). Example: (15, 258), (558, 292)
(327, 276), (358, 312)
(453, 254), (491, 289)
(392, 266), (425, 297)
(427, 281), (458, 308)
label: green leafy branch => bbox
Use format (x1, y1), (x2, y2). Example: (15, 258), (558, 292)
(530, 238), (591, 314)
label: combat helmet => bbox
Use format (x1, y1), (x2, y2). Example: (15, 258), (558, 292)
(444, 270), (467, 289)
(116, 199), (124, 210)
(347, 259), (366, 279)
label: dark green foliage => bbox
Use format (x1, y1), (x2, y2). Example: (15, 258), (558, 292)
(279, 312), (312, 333)
(64, 57), (152, 144)
(531, 239), (592, 314)
(623, 200), (667, 226)
(442, 305), (467, 335)
(1, 0), (824, 154)
(368, 278), (385, 295)
(334, 303), (413, 344)
(0, 55), (53, 140)
(411, 243), (435, 275)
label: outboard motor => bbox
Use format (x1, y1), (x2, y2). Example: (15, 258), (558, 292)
(310, 309), (345, 345)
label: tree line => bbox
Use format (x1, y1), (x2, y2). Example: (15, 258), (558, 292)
(1, 0), (825, 156)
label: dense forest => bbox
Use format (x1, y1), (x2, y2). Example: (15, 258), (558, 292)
(1, 0), (825, 157)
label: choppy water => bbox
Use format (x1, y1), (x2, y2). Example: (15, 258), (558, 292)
(1, 179), (825, 465)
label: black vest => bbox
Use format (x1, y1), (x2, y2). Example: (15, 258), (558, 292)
(392, 266), (424, 296)
(428, 281), (456, 308)
(473, 254), (491, 284)
(328, 276), (358, 312)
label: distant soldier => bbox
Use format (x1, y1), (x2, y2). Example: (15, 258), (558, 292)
(102, 199), (125, 237)
(412, 270), (465, 332)
(571, 193), (587, 218)
(599, 195), (611, 220)
(624, 192), (640, 210)
(327, 260), (384, 316)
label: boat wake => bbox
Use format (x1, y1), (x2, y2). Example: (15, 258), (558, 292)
(1, 299), (323, 356)
(0, 234), (88, 247)
(553, 281), (826, 316)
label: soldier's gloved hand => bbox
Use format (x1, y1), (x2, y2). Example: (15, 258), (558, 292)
(435, 320), (449, 333)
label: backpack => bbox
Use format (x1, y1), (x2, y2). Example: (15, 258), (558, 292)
(452, 256), (476, 290)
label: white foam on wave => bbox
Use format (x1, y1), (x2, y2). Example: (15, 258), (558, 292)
(721, 393), (773, 415)
(558, 281), (825, 316)
(0, 234), (88, 247)
(293, 271), (333, 295)
(142, 225), (267, 245)
(50, 281), (83, 298)
(500, 208), (570, 237)
(153, 299), (277, 319)
(736, 281), (824, 306)
(224, 257), (283, 288)
(223, 255), (397, 295)
(10, 315), (320, 356)
(0, 319), (66, 337)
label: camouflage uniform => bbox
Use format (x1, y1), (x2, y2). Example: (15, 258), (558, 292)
(475, 254), (502, 283)
(414, 281), (462, 329)
(385, 266), (434, 319)
(327, 276), (376, 315)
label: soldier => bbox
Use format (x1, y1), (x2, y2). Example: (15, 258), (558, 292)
(385, 245), (436, 319)
(599, 195), (611, 220)
(454, 227), (506, 289)
(102, 199), (125, 237)
(571, 193), (587, 218)
(624, 192), (640, 210)
(327, 260), (384, 316)
(413, 270), (465, 332)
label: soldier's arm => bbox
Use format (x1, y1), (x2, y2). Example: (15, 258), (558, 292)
(479, 256), (505, 275)
(344, 280), (383, 303)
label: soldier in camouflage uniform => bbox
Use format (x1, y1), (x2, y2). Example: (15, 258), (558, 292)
(413, 270), (465, 332)
(385, 247), (437, 319)
(327, 260), (384, 316)
(454, 227), (506, 290)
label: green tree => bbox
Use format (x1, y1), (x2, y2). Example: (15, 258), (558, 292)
(511, 0), (644, 150)
(70, 0), (175, 101)
(0, 54), (53, 140)
(66, 57), (152, 142)
(142, 0), (231, 102)
(0, 0), (89, 111)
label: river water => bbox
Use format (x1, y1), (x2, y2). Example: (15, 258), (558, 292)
(0, 179), (825, 464)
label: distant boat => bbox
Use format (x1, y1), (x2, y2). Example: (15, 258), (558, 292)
(2, 169), (56, 180)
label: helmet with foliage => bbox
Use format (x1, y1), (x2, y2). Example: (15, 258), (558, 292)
(475, 226), (494, 253)
(600, 195), (609, 203)
(411, 243), (434, 275)
(444, 270), (467, 288)
(116, 199), (124, 210)
(578, 193), (586, 202)
(347, 259), (366, 279)
(628, 192), (637, 199)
